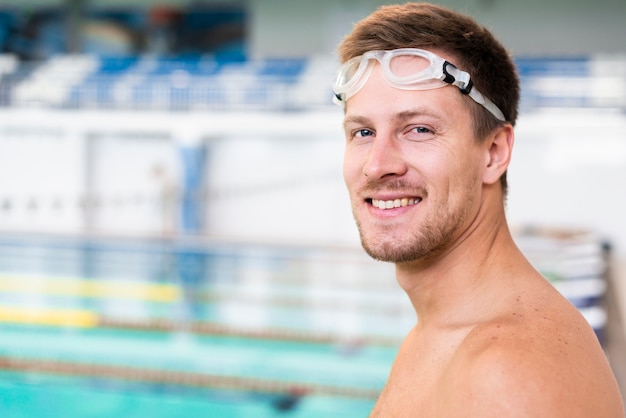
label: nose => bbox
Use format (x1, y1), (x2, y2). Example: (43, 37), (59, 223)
(363, 133), (408, 180)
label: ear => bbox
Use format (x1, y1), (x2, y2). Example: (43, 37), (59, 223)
(482, 124), (514, 185)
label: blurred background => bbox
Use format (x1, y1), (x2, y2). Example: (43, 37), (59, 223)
(0, 0), (625, 416)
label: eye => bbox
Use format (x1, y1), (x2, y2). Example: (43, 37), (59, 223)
(412, 126), (432, 134)
(353, 128), (375, 138)
(405, 125), (435, 141)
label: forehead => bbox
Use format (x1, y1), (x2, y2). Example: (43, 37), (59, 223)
(344, 62), (470, 124)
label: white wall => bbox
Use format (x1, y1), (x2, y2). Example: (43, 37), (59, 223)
(508, 108), (626, 255)
(0, 114), (86, 232)
(1, 107), (626, 258)
(0, 108), (359, 245)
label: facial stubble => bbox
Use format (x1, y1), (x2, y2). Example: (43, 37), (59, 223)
(354, 180), (478, 264)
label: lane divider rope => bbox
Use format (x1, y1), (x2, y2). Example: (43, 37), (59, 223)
(0, 305), (402, 347)
(0, 356), (381, 400)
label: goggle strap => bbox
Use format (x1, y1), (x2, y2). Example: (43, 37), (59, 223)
(442, 61), (472, 94)
(444, 61), (505, 121)
(468, 89), (506, 121)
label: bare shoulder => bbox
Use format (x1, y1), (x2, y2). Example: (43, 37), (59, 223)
(441, 302), (624, 418)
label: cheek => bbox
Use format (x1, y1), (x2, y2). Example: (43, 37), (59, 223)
(447, 141), (485, 177)
(426, 151), (480, 200)
(342, 147), (363, 188)
(342, 151), (351, 181)
(447, 155), (484, 206)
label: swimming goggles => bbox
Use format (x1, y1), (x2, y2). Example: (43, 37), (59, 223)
(332, 48), (506, 122)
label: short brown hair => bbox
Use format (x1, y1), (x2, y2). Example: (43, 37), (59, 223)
(337, 2), (520, 193)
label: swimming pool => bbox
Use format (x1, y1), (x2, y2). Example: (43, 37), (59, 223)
(0, 233), (408, 417)
(0, 228), (609, 416)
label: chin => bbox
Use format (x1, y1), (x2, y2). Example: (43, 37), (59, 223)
(359, 232), (414, 263)
(357, 220), (450, 264)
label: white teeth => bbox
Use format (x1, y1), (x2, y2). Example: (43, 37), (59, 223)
(372, 198), (420, 210)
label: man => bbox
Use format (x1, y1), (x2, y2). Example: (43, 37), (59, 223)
(333, 3), (624, 416)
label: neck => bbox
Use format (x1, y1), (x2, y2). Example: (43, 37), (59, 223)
(395, 205), (528, 329)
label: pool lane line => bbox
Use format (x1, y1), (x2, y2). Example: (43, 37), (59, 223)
(0, 304), (402, 347)
(0, 275), (180, 302)
(197, 290), (413, 315)
(0, 275), (412, 315)
(0, 356), (382, 400)
(0, 306), (98, 328)
(98, 317), (402, 347)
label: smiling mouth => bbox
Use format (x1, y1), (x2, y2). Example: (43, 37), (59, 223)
(368, 197), (422, 210)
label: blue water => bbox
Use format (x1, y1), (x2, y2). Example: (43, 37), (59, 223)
(0, 234), (408, 416)
(0, 372), (377, 417)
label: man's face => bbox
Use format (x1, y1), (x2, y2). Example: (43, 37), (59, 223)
(342, 57), (488, 264)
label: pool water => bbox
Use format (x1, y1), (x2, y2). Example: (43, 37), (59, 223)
(0, 234), (410, 417)
(0, 371), (380, 417)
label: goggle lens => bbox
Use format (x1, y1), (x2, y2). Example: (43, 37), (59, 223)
(387, 54), (432, 78)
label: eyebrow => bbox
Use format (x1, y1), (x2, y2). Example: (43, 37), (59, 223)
(393, 109), (445, 123)
(342, 115), (370, 129)
(343, 108), (444, 129)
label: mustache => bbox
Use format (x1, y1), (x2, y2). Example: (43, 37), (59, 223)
(360, 178), (428, 196)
